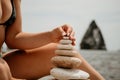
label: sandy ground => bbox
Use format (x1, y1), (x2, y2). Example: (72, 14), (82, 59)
(80, 50), (120, 80)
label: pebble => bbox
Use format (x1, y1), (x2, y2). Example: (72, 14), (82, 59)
(59, 39), (72, 44)
(50, 67), (90, 80)
(51, 56), (82, 68)
(55, 49), (78, 56)
(38, 75), (56, 80)
(63, 36), (69, 40)
(57, 44), (74, 50)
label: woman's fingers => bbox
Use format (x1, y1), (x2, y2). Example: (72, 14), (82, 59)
(61, 24), (72, 36)
(61, 24), (76, 45)
(70, 31), (76, 45)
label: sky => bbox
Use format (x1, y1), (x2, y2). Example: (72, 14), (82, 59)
(21, 0), (120, 51)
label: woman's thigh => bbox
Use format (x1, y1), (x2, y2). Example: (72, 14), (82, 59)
(3, 43), (57, 79)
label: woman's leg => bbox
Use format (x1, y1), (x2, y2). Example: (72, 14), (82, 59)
(3, 43), (104, 80)
(3, 43), (57, 79)
(0, 58), (12, 80)
(0, 58), (27, 80)
(75, 53), (105, 80)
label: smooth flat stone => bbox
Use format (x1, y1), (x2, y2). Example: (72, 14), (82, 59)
(63, 36), (69, 40)
(50, 68), (90, 80)
(38, 75), (56, 80)
(59, 39), (72, 44)
(55, 49), (78, 56)
(51, 56), (82, 68)
(57, 44), (74, 50)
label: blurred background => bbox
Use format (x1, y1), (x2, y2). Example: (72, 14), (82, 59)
(2, 0), (120, 80)
(21, 0), (120, 51)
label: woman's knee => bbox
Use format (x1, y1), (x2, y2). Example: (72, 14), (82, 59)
(0, 59), (7, 72)
(0, 59), (12, 80)
(0, 62), (8, 79)
(0, 62), (5, 74)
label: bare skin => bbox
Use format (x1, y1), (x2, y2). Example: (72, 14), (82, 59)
(0, 0), (105, 80)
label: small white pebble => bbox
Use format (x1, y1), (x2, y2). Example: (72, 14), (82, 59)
(38, 75), (56, 80)
(63, 36), (69, 40)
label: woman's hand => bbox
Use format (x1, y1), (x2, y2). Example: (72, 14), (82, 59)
(50, 24), (75, 45)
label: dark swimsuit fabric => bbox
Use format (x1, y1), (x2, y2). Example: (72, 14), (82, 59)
(0, 0), (16, 27)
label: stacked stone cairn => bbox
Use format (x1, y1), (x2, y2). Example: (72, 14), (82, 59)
(39, 36), (90, 80)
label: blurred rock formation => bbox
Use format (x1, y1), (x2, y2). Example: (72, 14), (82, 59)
(80, 20), (106, 50)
